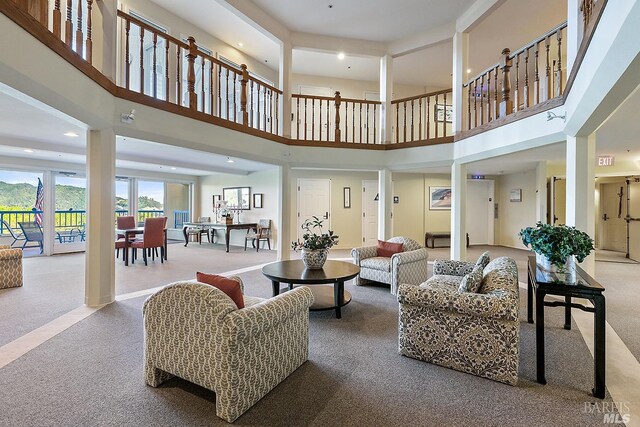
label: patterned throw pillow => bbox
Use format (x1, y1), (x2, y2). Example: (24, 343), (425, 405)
(196, 272), (245, 309)
(475, 251), (491, 271)
(377, 240), (404, 257)
(458, 264), (484, 293)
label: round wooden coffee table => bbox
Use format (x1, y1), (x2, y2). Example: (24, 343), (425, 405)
(262, 260), (360, 319)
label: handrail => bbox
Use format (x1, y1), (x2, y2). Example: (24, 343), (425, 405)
(116, 10), (187, 49)
(392, 88), (452, 104)
(248, 75), (282, 94)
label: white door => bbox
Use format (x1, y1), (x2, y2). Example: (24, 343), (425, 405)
(601, 182), (627, 253)
(362, 180), (378, 246)
(297, 179), (331, 240)
(466, 180), (494, 245)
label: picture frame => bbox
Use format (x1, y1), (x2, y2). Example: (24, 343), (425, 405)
(434, 104), (453, 123)
(223, 186), (251, 210)
(213, 194), (221, 206)
(253, 193), (263, 208)
(343, 187), (351, 208)
(429, 187), (452, 210)
(510, 189), (522, 202)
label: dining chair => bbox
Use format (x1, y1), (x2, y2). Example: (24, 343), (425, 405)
(116, 216), (136, 239)
(131, 217), (165, 266)
(186, 216), (212, 244)
(244, 219), (272, 252)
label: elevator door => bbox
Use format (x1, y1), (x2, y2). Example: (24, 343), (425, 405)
(601, 182), (627, 253)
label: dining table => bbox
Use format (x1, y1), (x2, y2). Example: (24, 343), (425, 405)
(182, 222), (258, 252)
(116, 227), (168, 266)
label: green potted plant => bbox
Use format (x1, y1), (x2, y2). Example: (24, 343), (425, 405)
(519, 222), (594, 282)
(292, 216), (339, 269)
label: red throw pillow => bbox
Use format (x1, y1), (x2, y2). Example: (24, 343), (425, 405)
(196, 272), (245, 309)
(376, 240), (404, 257)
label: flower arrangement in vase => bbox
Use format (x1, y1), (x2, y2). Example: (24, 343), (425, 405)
(291, 216), (339, 269)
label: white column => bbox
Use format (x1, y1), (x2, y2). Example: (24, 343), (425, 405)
(451, 162), (467, 260)
(277, 164), (291, 261)
(566, 134), (596, 274)
(129, 177), (138, 218)
(535, 161), (548, 223)
(96, 0), (118, 81)
(378, 168), (393, 240)
(85, 129), (116, 306)
(279, 41), (293, 138)
(566, 0), (582, 76)
(452, 31), (469, 134)
(379, 54), (393, 144)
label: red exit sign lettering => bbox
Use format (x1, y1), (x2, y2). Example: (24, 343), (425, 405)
(597, 156), (615, 166)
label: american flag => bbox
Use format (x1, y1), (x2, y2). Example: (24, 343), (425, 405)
(34, 178), (44, 225)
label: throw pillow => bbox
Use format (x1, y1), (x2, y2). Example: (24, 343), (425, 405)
(196, 272), (245, 309)
(458, 264), (484, 293)
(475, 251), (491, 271)
(377, 240), (404, 257)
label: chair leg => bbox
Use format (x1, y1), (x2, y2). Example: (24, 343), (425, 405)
(116, 248), (120, 258)
(256, 238), (259, 252)
(267, 238), (271, 250)
(160, 247), (164, 264)
(143, 249), (148, 266)
(244, 238), (248, 251)
(132, 249), (135, 264)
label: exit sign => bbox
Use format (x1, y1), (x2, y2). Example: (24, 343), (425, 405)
(597, 156), (615, 166)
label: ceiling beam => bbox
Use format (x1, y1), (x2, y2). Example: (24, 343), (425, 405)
(291, 32), (388, 58)
(388, 23), (455, 58)
(115, 152), (249, 176)
(456, 0), (507, 32)
(214, 0), (290, 44)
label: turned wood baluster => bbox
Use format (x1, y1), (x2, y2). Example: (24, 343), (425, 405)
(555, 29), (563, 97)
(200, 60), (205, 111)
(86, 0), (93, 64)
(296, 97), (300, 138)
(410, 99), (415, 141)
(366, 104), (370, 144)
(403, 102), (407, 143)
(418, 98), (423, 140)
(139, 27), (144, 94)
(311, 98), (315, 140)
(480, 75), (485, 125)
(544, 36), (551, 101)
(65, 0), (73, 47)
(304, 98), (308, 140)
(514, 53), (520, 112)
(224, 68), (230, 118)
(373, 104), (377, 144)
(275, 93), (279, 134)
(53, 0), (62, 39)
(435, 94), (440, 138)
(75, 0), (83, 54)
(352, 103), (355, 142)
(256, 86), (261, 128)
(426, 96), (430, 138)
(186, 37), (197, 110)
(326, 99), (330, 142)
(524, 47), (530, 108)
(534, 43), (540, 104)
(216, 65), (221, 115)
(249, 81), (254, 127)
(494, 67), (498, 119)
(263, 87), (267, 130)
(395, 103), (399, 143)
(125, 20), (130, 90)
(177, 46), (182, 106)
(473, 80), (477, 128)
(270, 90), (274, 134)
(487, 70), (492, 122)
(334, 91), (341, 142)
(152, 34), (158, 98)
(234, 71), (239, 122)
(319, 99), (323, 139)
(467, 84), (471, 130)
(360, 104), (363, 143)
(499, 48), (513, 118)
(443, 92), (448, 137)
(165, 40), (170, 102)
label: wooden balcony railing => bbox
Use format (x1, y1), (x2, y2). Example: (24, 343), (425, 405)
(391, 89), (453, 144)
(292, 92), (381, 143)
(117, 10), (281, 136)
(463, 22), (567, 132)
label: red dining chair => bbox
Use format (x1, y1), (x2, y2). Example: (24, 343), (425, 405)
(116, 216), (136, 239)
(131, 217), (165, 266)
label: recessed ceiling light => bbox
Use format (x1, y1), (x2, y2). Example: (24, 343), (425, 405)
(64, 132), (79, 137)
(24, 149), (34, 153)
(226, 157), (235, 163)
(170, 167), (177, 170)
(237, 42), (244, 48)
(337, 52), (345, 60)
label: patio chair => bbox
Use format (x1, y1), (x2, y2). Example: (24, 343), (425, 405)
(2, 220), (25, 247)
(244, 219), (271, 251)
(18, 222), (44, 254)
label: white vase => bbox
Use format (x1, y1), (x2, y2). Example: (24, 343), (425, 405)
(536, 253), (576, 283)
(301, 248), (329, 269)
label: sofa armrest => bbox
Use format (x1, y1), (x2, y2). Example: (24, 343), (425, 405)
(0, 248), (22, 260)
(351, 246), (377, 264)
(432, 259), (475, 276)
(225, 286), (314, 342)
(392, 248), (428, 265)
(397, 283), (518, 321)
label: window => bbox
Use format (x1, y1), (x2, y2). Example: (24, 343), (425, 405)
(128, 12), (168, 99)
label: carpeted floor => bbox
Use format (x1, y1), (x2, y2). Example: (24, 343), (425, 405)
(0, 246), (619, 426)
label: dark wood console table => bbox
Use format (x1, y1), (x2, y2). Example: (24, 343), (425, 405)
(182, 222), (257, 252)
(527, 256), (606, 398)
(424, 231), (469, 248)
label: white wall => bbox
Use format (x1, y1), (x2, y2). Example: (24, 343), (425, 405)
(199, 168), (279, 248)
(495, 170), (537, 248)
(292, 74), (425, 100)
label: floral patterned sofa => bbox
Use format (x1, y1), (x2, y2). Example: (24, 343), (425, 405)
(351, 237), (429, 295)
(397, 257), (520, 385)
(143, 277), (314, 423)
(0, 245), (23, 289)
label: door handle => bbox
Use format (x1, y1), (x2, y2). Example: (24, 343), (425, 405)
(323, 212), (329, 219)
(603, 213), (608, 221)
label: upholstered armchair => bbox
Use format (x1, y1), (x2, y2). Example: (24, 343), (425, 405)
(397, 257), (520, 385)
(0, 245), (23, 289)
(351, 236), (429, 295)
(143, 277), (314, 423)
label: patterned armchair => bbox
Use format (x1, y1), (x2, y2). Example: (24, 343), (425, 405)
(397, 257), (520, 385)
(143, 277), (314, 423)
(351, 236), (429, 295)
(0, 245), (23, 289)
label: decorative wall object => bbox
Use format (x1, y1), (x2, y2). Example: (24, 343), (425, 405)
(510, 189), (522, 202)
(429, 187), (451, 210)
(393, 196), (400, 204)
(253, 193), (263, 209)
(223, 187), (251, 210)
(434, 104), (453, 123)
(343, 187), (351, 208)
